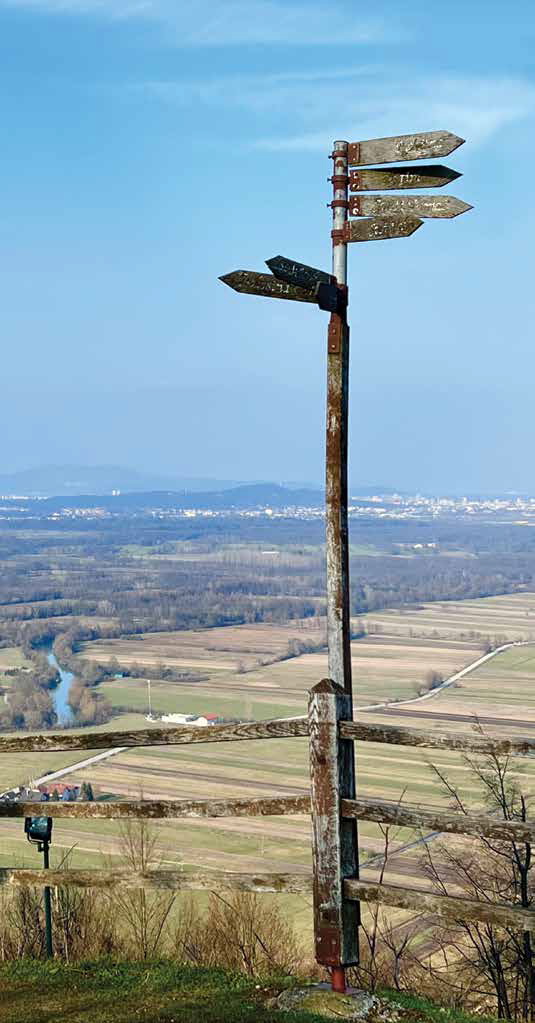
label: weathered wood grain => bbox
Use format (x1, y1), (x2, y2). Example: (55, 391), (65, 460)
(343, 217), (422, 243)
(219, 271), (316, 303)
(0, 868), (313, 895)
(349, 166), (461, 191)
(266, 255), (333, 289)
(345, 879), (535, 932)
(309, 680), (359, 968)
(348, 195), (472, 219)
(341, 797), (535, 843)
(339, 720), (535, 756)
(5, 717), (532, 757)
(0, 795), (311, 820)
(348, 131), (464, 167)
(0, 716), (309, 754)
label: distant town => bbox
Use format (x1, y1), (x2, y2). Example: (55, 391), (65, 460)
(2, 488), (535, 524)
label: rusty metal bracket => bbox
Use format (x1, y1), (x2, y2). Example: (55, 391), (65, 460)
(347, 142), (360, 165)
(328, 317), (343, 354)
(330, 200), (349, 210)
(316, 283), (347, 315)
(331, 228), (345, 245)
(330, 175), (350, 188)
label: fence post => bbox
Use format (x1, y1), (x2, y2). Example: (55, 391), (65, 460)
(308, 678), (360, 988)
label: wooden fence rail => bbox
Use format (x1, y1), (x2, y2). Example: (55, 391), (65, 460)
(4, 695), (535, 971)
(0, 796), (311, 820)
(4, 868), (535, 934)
(341, 798), (535, 843)
(1, 716), (534, 756)
(0, 717), (308, 755)
(0, 868), (312, 895)
(345, 879), (535, 933)
(339, 720), (535, 756)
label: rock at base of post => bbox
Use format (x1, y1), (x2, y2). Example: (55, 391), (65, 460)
(276, 985), (403, 1020)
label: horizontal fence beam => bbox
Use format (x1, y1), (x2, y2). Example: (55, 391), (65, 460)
(342, 797), (535, 843)
(0, 795), (311, 820)
(0, 717), (309, 755)
(4, 717), (534, 758)
(340, 720), (535, 756)
(345, 878), (535, 933)
(0, 868), (313, 895)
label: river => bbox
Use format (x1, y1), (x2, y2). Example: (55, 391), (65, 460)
(47, 649), (75, 725)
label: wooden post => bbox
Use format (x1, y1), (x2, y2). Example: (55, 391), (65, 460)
(309, 679), (360, 980)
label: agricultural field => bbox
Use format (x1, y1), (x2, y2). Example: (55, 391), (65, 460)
(0, 647), (30, 686)
(3, 592), (535, 923)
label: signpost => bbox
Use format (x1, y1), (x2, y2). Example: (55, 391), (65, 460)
(349, 165), (461, 191)
(343, 216), (423, 243)
(266, 255), (334, 289)
(219, 127), (471, 994)
(347, 129), (464, 167)
(348, 194), (472, 219)
(219, 271), (318, 304)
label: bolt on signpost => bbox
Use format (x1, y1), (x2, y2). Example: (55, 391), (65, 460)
(25, 816), (54, 956)
(220, 129), (471, 993)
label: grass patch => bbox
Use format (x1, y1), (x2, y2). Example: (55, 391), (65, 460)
(0, 960), (500, 1023)
(0, 960), (323, 1023)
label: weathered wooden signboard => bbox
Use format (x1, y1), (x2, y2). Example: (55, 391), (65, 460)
(348, 194), (472, 219)
(266, 255), (333, 289)
(219, 270), (317, 303)
(347, 129), (464, 167)
(343, 217), (422, 243)
(349, 165), (461, 191)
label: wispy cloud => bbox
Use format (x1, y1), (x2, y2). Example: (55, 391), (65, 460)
(142, 69), (535, 149)
(0, 0), (152, 15)
(0, 0), (396, 46)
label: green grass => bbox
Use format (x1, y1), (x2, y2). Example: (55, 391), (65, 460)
(377, 987), (497, 1023)
(101, 678), (299, 722)
(0, 960), (325, 1023)
(0, 960), (500, 1023)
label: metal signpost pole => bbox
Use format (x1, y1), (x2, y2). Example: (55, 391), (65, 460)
(327, 141), (352, 702)
(327, 141), (359, 995)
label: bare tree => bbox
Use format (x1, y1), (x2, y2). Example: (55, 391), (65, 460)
(173, 890), (302, 977)
(349, 813), (417, 993)
(112, 819), (177, 960)
(421, 743), (534, 1021)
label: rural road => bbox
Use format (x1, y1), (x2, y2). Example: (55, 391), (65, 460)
(358, 638), (534, 714)
(360, 638), (535, 869)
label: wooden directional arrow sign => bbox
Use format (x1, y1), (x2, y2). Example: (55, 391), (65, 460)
(343, 217), (423, 243)
(266, 255), (333, 290)
(219, 271), (317, 303)
(348, 130), (464, 167)
(348, 195), (472, 219)
(349, 165), (461, 191)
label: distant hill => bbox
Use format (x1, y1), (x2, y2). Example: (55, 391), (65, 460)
(0, 465), (243, 497)
(0, 465), (403, 503)
(21, 482), (326, 513)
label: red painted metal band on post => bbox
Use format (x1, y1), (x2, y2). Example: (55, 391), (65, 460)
(331, 966), (347, 993)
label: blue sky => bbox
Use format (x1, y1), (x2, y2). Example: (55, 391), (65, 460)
(1, 0), (535, 492)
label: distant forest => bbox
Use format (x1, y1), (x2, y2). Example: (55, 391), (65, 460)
(2, 511), (535, 731)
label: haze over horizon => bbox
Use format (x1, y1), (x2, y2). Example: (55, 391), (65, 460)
(1, 462), (533, 499)
(2, 0), (535, 493)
